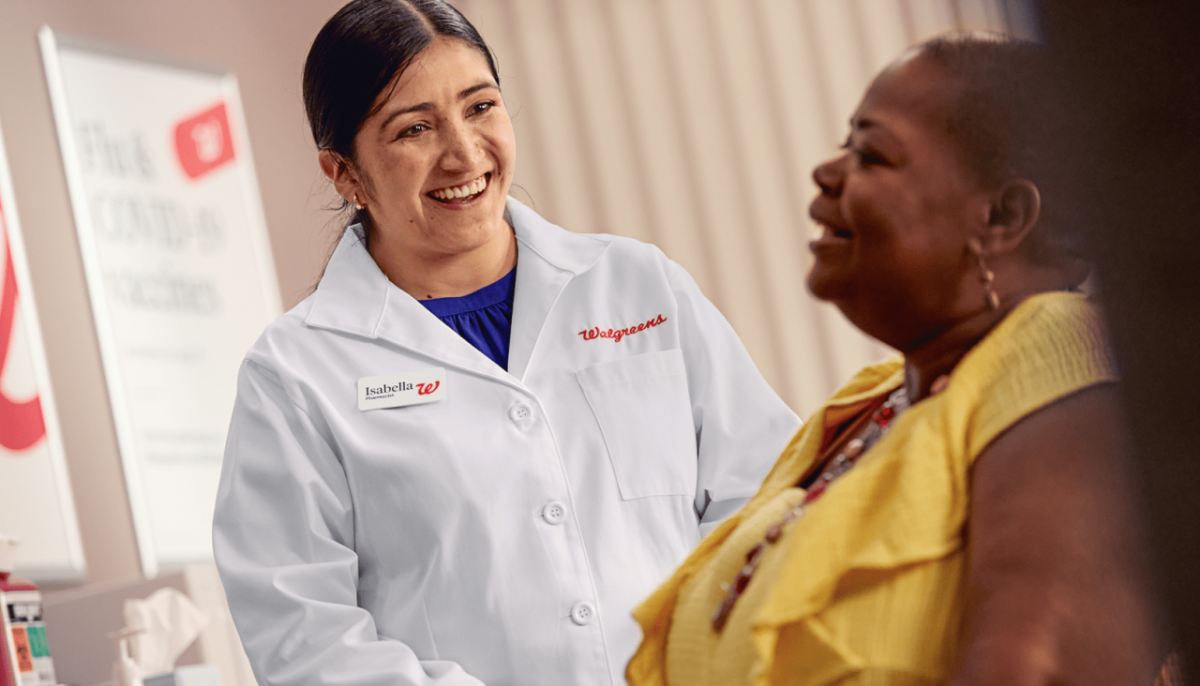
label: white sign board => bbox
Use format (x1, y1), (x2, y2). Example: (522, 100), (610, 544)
(0, 122), (86, 582)
(40, 28), (281, 578)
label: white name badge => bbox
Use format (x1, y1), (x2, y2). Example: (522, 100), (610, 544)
(358, 368), (447, 411)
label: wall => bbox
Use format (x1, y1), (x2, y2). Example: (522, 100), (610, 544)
(0, 0), (1026, 591)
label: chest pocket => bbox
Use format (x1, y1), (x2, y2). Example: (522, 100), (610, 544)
(576, 349), (697, 499)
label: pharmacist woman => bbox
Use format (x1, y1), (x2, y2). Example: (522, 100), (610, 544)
(211, 2), (799, 686)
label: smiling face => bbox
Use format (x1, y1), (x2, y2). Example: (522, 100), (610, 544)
(327, 36), (516, 268)
(807, 53), (994, 349)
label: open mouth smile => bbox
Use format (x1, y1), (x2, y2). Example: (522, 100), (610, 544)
(809, 222), (854, 255)
(428, 173), (490, 205)
(814, 223), (853, 240)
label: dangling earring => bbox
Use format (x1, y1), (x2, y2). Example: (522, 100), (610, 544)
(353, 193), (365, 211)
(967, 237), (1000, 311)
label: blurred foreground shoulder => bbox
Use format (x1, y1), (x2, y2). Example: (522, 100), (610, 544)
(954, 383), (1164, 686)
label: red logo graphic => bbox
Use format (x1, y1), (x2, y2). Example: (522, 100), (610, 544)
(578, 314), (668, 343)
(0, 202), (46, 453)
(174, 101), (236, 180)
(416, 381), (440, 396)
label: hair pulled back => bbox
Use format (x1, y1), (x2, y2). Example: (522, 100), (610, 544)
(303, 0), (499, 167)
(916, 33), (1084, 269)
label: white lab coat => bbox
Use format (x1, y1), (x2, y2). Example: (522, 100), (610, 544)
(213, 198), (800, 686)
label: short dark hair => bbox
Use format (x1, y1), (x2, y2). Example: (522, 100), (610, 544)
(917, 32), (1084, 268)
(302, 0), (500, 225)
(304, 0), (498, 158)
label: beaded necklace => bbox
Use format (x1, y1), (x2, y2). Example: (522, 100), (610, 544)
(711, 385), (911, 632)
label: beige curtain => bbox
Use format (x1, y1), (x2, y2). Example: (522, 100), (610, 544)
(456, 0), (1035, 415)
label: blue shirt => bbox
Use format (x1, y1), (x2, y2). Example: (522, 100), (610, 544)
(418, 269), (516, 370)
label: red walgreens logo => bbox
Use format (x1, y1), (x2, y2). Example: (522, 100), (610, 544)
(578, 314), (667, 343)
(174, 101), (235, 180)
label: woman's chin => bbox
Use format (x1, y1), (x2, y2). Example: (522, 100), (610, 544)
(806, 266), (849, 303)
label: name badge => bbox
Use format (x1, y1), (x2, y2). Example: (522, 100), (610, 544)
(358, 368), (446, 411)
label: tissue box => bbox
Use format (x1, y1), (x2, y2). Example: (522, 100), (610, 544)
(42, 563), (254, 686)
(143, 663), (221, 686)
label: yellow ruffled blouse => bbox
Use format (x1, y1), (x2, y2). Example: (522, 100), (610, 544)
(627, 292), (1118, 686)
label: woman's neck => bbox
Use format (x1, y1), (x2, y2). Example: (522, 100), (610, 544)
(902, 300), (1018, 402)
(901, 262), (1079, 401)
(369, 224), (518, 300)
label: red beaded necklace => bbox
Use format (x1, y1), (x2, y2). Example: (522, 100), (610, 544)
(711, 386), (911, 632)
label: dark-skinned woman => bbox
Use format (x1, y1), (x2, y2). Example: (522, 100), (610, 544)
(626, 33), (1163, 686)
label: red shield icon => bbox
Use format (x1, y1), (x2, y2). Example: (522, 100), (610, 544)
(174, 101), (236, 180)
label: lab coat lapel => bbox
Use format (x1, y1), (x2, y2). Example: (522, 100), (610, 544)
(507, 248), (571, 382)
(305, 225), (514, 385)
(505, 198), (609, 381)
(376, 290), (510, 383)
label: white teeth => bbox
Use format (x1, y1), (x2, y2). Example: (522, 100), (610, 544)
(432, 176), (487, 201)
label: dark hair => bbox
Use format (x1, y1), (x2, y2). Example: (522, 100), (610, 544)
(916, 33), (1084, 269)
(302, 0), (499, 224)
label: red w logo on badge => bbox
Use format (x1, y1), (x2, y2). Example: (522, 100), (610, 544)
(174, 101), (235, 180)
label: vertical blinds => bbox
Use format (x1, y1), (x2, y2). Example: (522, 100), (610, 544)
(456, 0), (1033, 414)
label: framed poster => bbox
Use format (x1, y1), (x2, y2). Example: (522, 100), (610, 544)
(0, 122), (86, 582)
(40, 28), (282, 578)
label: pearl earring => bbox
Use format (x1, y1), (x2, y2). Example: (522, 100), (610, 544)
(967, 237), (1000, 311)
(353, 193), (364, 211)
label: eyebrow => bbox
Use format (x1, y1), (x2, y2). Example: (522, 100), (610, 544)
(850, 116), (878, 131)
(378, 81), (499, 131)
(849, 117), (898, 145)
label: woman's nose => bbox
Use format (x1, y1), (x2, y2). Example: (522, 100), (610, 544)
(439, 122), (483, 171)
(812, 155), (845, 197)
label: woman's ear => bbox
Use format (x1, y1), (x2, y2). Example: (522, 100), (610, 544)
(981, 179), (1041, 255)
(319, 149), (362, 205)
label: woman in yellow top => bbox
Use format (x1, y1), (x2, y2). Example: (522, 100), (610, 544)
(626, 33), (1164, 686)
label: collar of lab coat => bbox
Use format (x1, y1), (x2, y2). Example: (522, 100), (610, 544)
(304, 196), (610, 383)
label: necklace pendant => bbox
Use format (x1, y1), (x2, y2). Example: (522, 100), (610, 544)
(712, 593), (736, 632)
(745, 542), (765, 563)
(843, 438), (865, 459)
(805, 480), (829, 503)
(764, 522), (784, 543)
(734, 565), (755, 593)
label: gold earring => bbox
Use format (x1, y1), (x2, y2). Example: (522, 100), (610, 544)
(353, 193), (365, 211)
(967, 237), (1000, 310)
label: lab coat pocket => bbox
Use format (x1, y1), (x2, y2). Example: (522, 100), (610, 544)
(577, 349), (697, 499)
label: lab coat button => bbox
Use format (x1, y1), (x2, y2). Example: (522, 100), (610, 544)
(541, 501), (567, 525)
(570, 601), (595, 626)
(509, 403), (533, 423)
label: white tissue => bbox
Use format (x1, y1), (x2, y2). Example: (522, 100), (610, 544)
(0, 532), (19, 574)
(111, 626), (145, 686)
(124, 588), (209, 676)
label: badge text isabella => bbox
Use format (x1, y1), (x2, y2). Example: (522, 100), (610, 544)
(366, 381), (414, 397)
